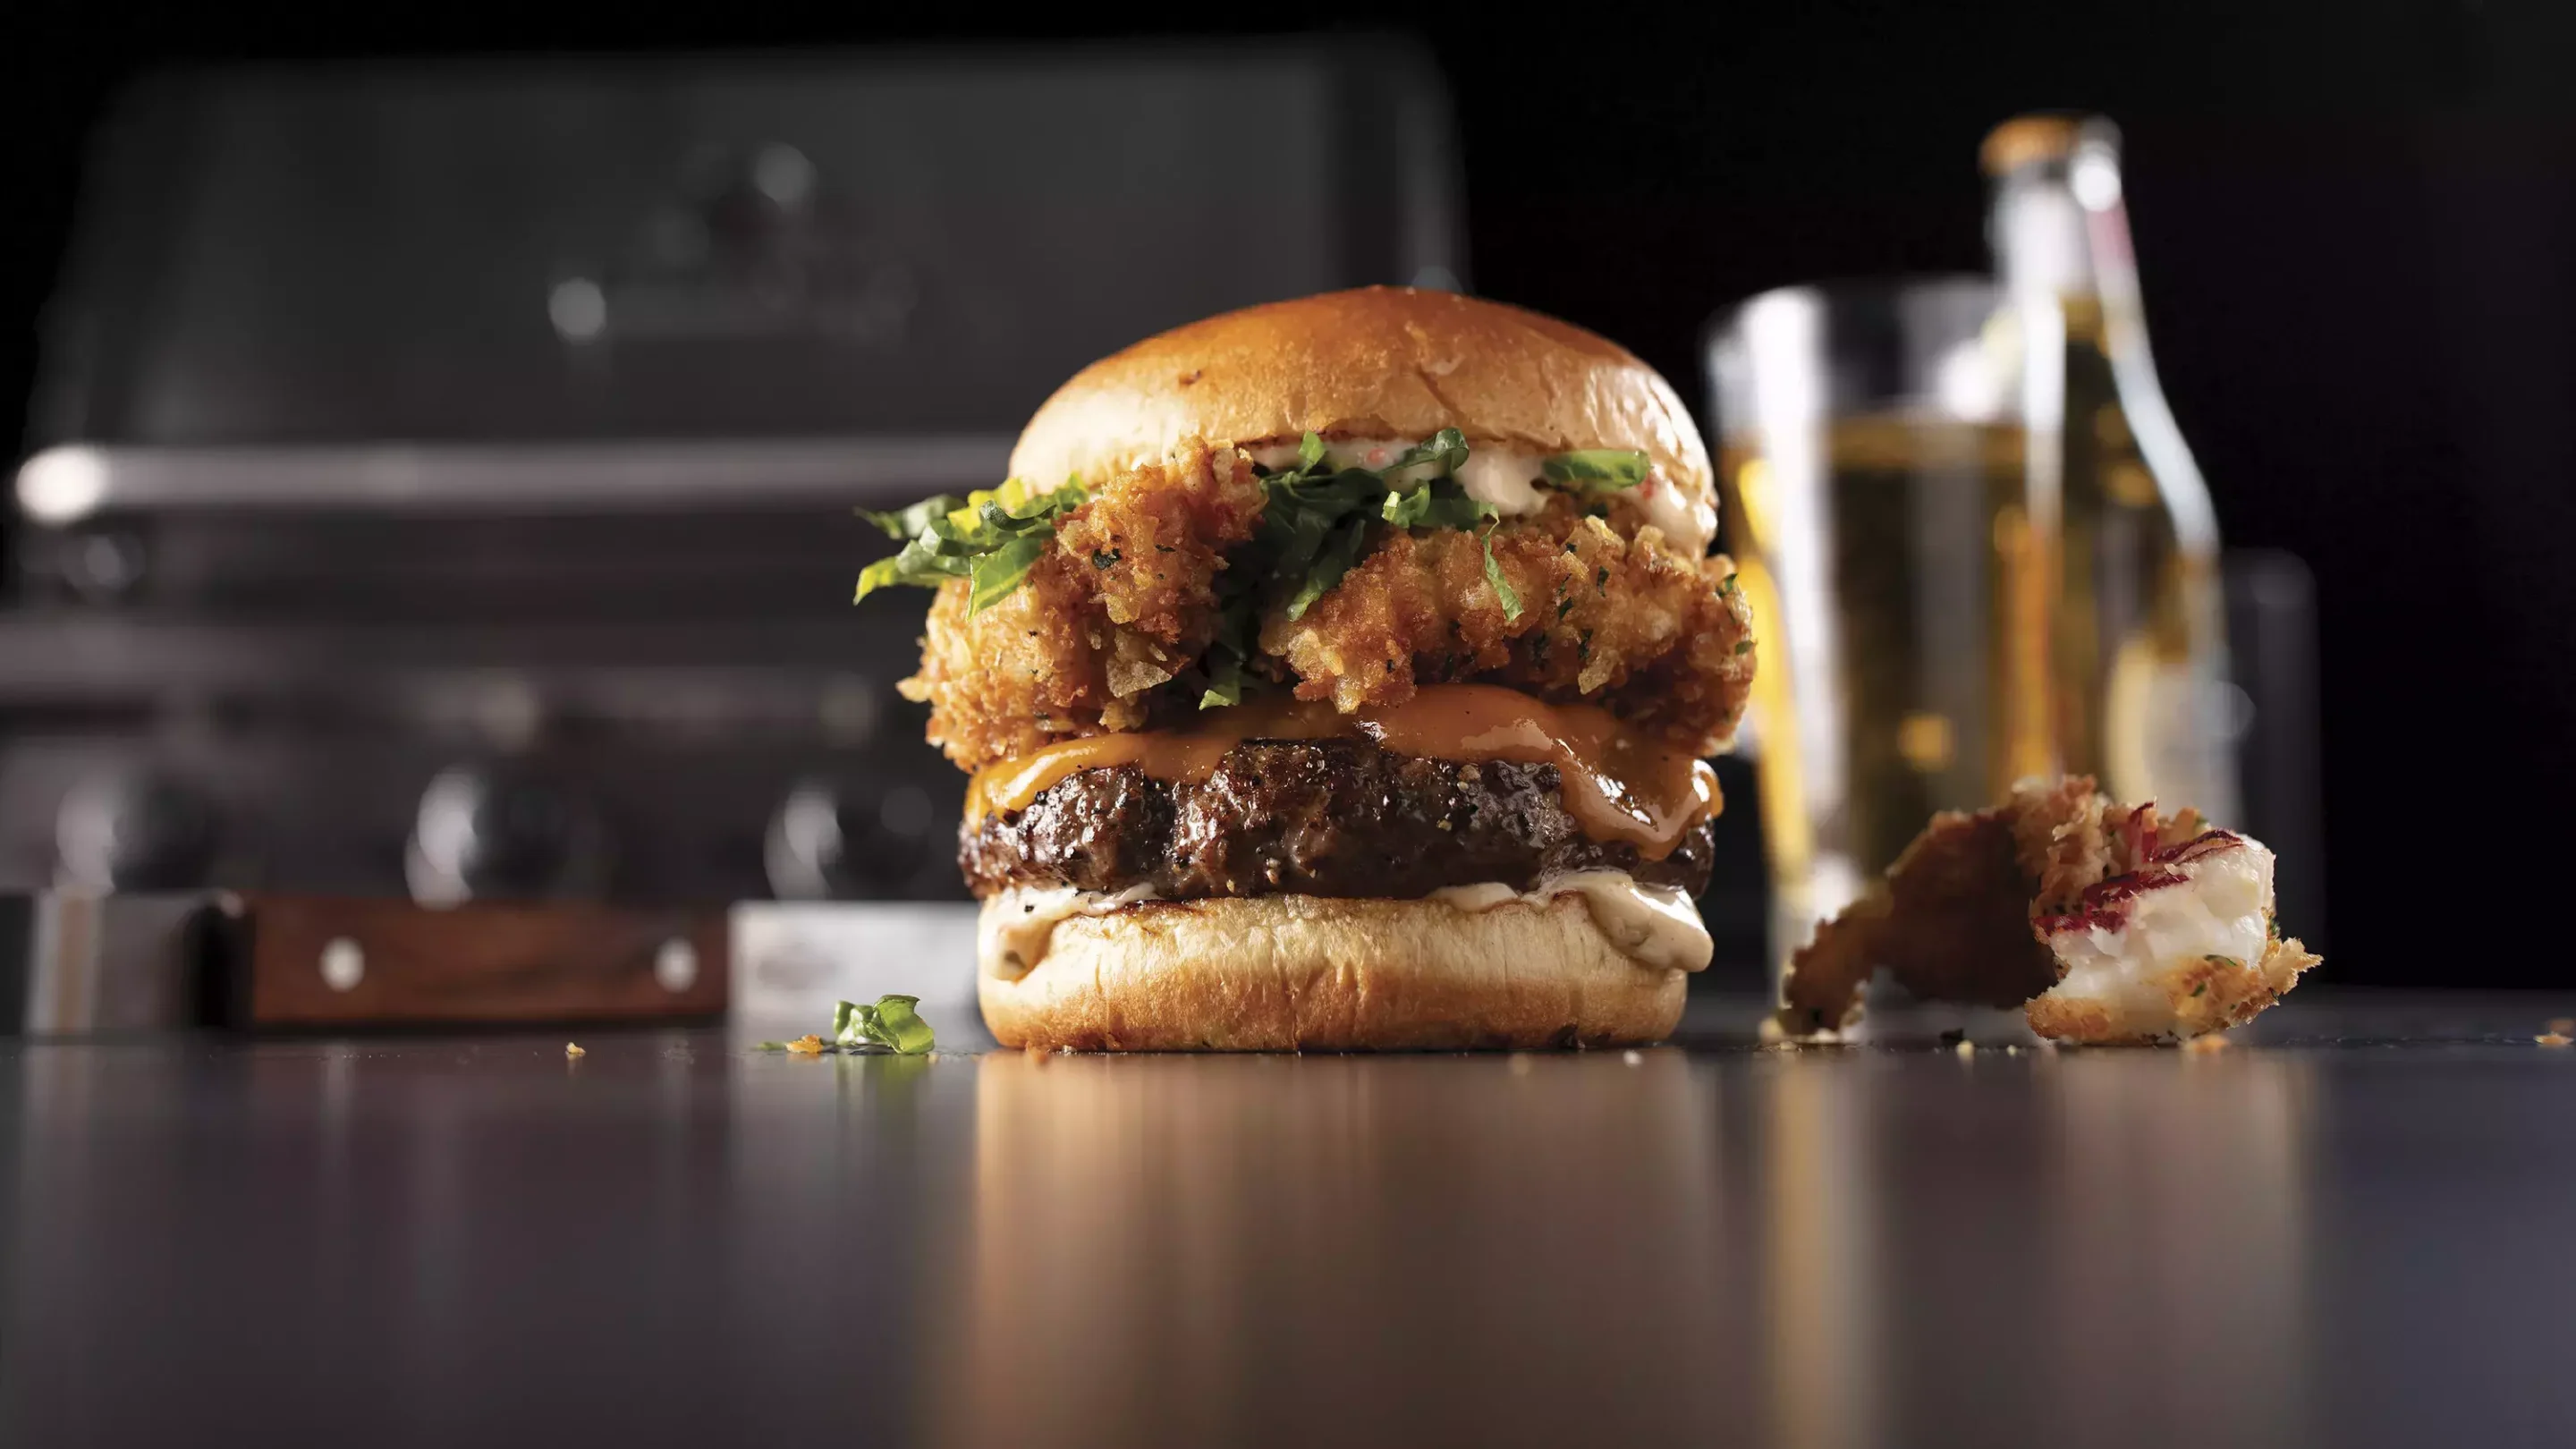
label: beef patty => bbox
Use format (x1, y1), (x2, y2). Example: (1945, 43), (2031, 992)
(958, 737), (1715, 902)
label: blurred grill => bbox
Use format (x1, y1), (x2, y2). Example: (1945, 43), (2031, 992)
(4, 40), (1467, 908)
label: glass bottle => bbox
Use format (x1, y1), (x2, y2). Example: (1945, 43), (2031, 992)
(1985, 114), (2241, 823)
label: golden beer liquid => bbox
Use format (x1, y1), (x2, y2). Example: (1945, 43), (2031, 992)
(1719, 416), (2054, 914)
(2051, 296), (2232, 811)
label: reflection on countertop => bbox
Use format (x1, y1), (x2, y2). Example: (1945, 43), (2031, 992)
(1, 996), (2571, 1447)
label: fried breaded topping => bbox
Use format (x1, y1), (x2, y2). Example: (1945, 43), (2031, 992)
(900, 443), (1267, 765)
(1263, 505), (1752, 755)
(900, 441), (1754, 769)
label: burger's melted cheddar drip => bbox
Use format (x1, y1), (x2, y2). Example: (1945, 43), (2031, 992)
(965, 684), (1719, 861)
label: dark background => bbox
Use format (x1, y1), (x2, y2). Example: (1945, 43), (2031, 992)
(4, 0), (2570, 985)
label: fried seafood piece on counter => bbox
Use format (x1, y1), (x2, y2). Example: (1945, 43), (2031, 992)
(1775, 807), (2060, 1037)
(1775, 776), (2321, 1045)
(2021, 822), (2320, 1043)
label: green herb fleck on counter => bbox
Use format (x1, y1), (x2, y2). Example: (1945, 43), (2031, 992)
(750, 995), (937, 1055)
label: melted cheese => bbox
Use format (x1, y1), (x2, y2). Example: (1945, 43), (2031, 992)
(965, 684), (1719, 861)
(1430, 870), (1715, 973)
(1245, 436), (1716, 555)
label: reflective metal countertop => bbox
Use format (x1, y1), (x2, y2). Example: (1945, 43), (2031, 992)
(4, 993), (2570, 1447)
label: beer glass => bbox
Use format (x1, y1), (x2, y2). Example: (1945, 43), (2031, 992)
(1707, 280), (2052, 985)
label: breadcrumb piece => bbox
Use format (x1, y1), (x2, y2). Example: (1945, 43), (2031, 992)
(564, 1042), (586, 1059)
(1623, 1049), (1645, 1066)
(2538, 1033), (2572, 1048)
(1953, 1039), (1977, 1060)
(785, 1034), (826, 1055)
(2183, 1034), (2231, 1055)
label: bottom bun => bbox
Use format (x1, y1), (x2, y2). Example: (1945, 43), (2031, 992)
(979, 892), (1688, 1052)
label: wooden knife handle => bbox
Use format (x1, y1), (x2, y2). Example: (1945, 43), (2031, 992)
(233, 895), (726, 1026)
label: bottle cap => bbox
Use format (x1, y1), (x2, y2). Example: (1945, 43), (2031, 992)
(1980, 114), (2121, 175)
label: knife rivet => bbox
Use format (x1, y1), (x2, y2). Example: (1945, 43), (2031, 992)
(320, 937), (365, 992)
(655, 938), (699, 993)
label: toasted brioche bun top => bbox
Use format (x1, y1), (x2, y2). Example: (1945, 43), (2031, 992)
(1008, 287), (1713, 511)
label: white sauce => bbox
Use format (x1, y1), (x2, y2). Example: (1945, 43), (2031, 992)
(979, 883), (1159, 979)
(1245, 437), (1715, 556)
(978, 869), (1713, 979)
(2038, 837), (2275, 1039)
(1431, 869), (1715, 974)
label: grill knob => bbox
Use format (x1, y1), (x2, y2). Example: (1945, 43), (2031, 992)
(406, 766), (606, 904)
(764, 780), (939, 900)
(55, 769), (220, 891)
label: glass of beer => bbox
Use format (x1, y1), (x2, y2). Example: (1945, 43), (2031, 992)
(1706, 280), (2054, 988)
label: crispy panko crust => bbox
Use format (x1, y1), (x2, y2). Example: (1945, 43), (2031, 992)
(2004, 775), (2207, 914)
(902, 442), (1267, 767)
(1776, 805), (2061, 1037)
(2022, 935), (2321, 1044)
(903, 441), (1757, 768)
(1775, 775), (2318, 1045)
(1261, 505), (1754, 756)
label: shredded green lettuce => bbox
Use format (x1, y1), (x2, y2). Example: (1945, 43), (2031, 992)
(857, 495), (971, 541)
(1480, 527), (1523, 621)
(853, 478), (1090, 614)
(1198, 651), (1247, 709)
(1197, 428), (1521, 693)
(853, 430), (1651, 696)
(1254, 427), (1510, 627)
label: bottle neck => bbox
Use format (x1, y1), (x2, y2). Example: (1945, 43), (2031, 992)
(1993, 165), (2096, 299)
(1987, 146), (2220, 551)
(1990, 157), (2144, 325)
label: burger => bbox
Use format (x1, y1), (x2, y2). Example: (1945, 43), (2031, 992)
(855, 287), (1757, 1049)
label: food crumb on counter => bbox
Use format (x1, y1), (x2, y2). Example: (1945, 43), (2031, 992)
(786, 1035), (826, 1055)
(2535, 1032), (2572, 1048)
(1024, 1044), (1050, 1063)
(1622, 1050), (1644, 1066)
(1954, 1039), (1976, 1060)
(564, 1043), (585, 1059)
(1756, 1017), (1788, 1046)
(2183, 1034), (2231, 1054)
